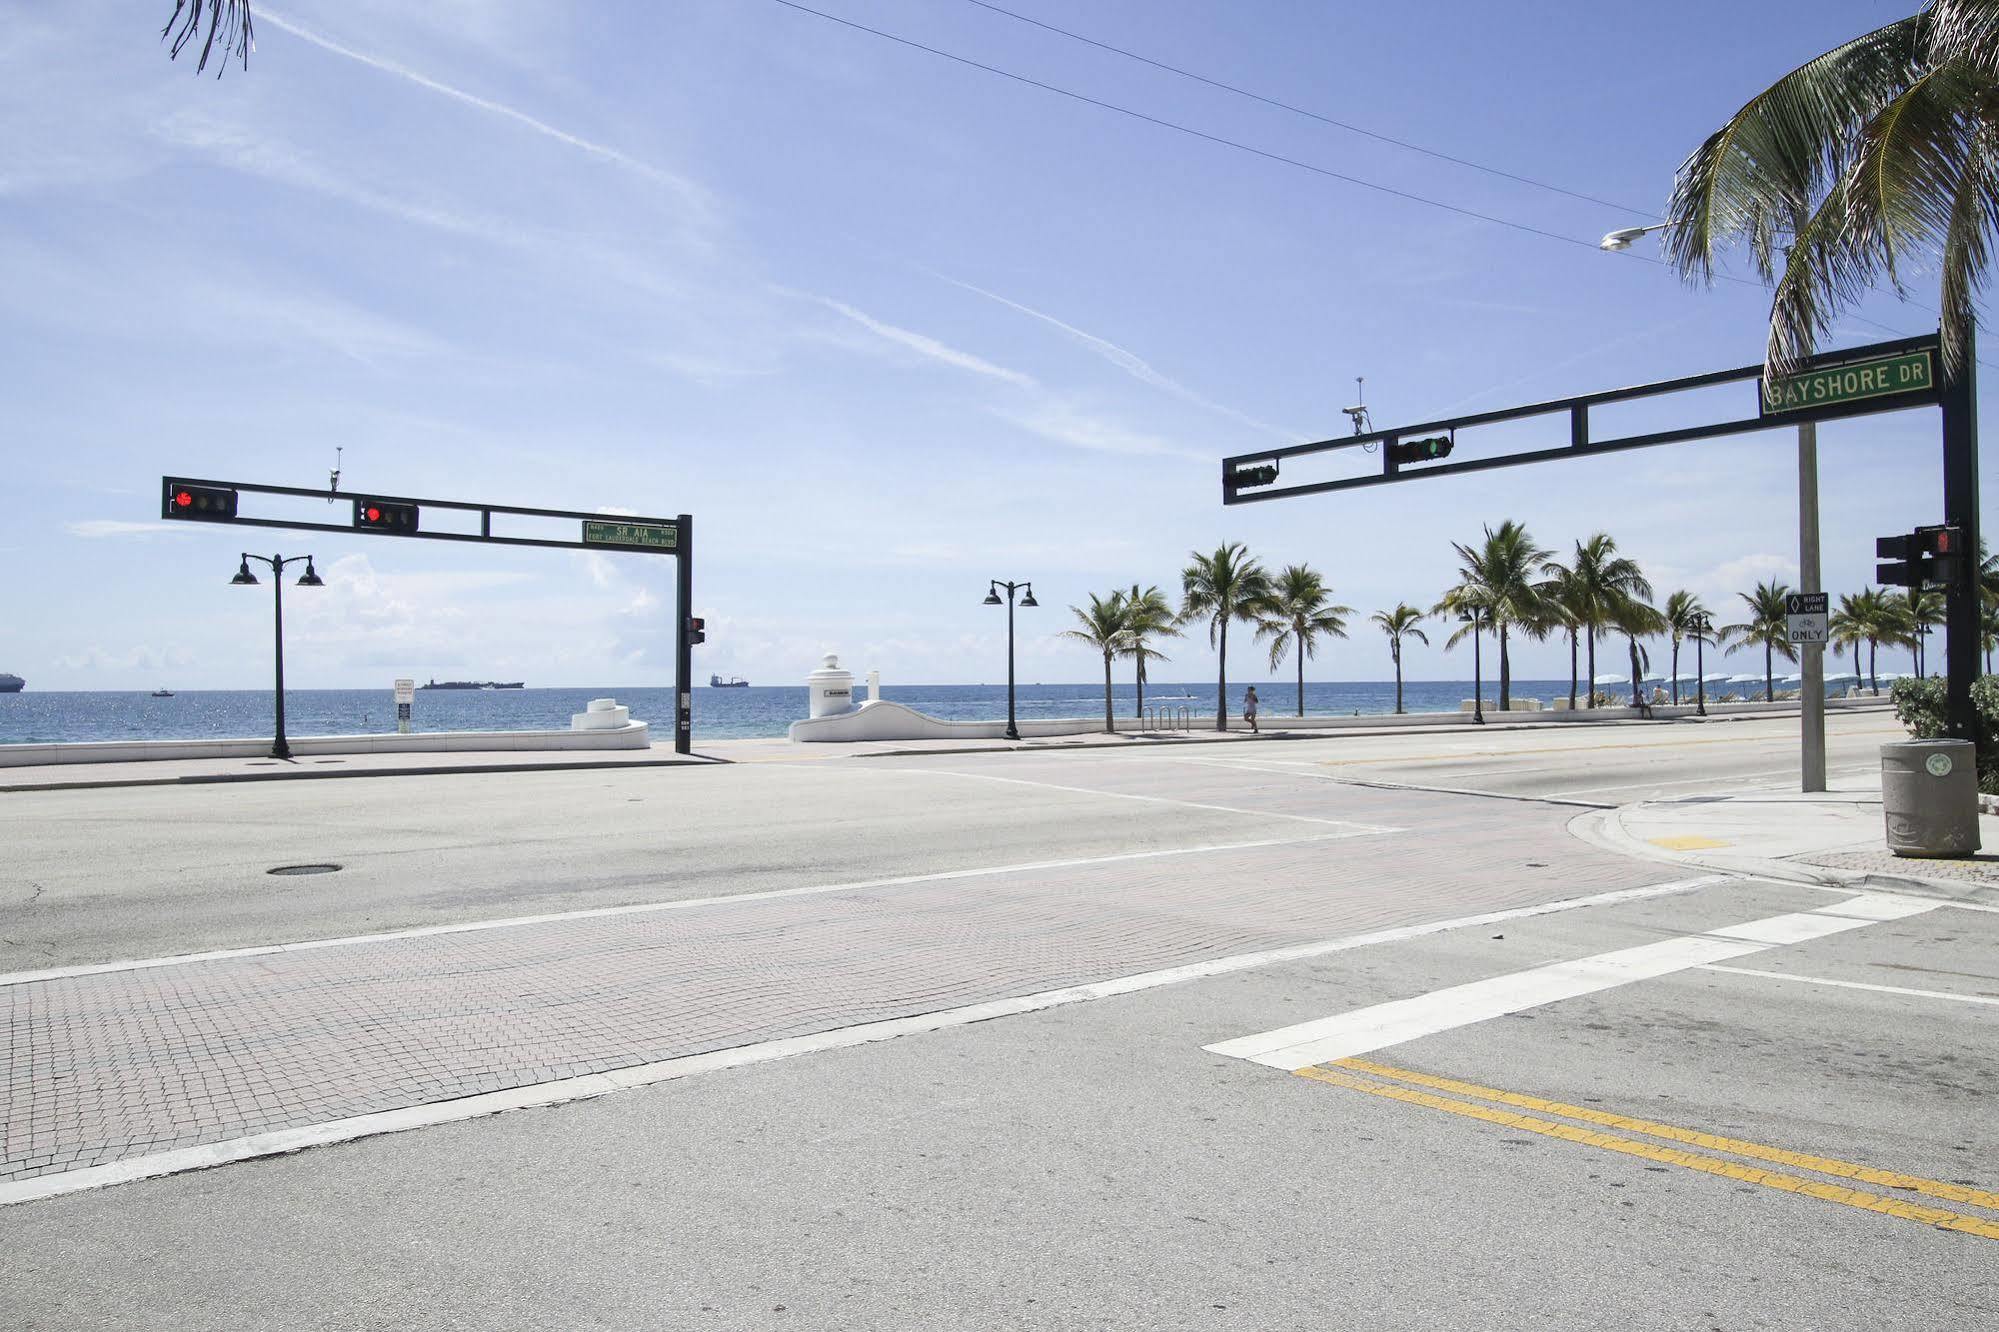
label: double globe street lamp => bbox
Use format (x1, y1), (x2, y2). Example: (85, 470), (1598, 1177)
(1457, 603), (1489, 724)
(232, 553), (324, 760)
(983, 579), (1037, 741)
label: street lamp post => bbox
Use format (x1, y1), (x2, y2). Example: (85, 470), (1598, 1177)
(232, 553), (324, 759)
(1458, 605), (1488, 725)
(983, 579), (1038, 741)
(1691, 612), (1711, 717)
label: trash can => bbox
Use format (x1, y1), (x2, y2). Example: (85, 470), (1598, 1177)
(1880, 739), (1980, 857)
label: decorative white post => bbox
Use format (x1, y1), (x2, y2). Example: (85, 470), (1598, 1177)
(807, 654), (856, 718)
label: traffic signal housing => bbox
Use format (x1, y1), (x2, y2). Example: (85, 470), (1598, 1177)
(162, 482), (239, 522)
(1232, 462), (1279, 488)
(1387, 435), (1454, 467)
(353, 498), (419, 534)
(1876, 525), (1964, 588)
(687, 617), (706, 645)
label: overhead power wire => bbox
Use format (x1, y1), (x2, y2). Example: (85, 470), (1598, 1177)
(767, 0), (1607, 253)
(769, 1), (1983, 366)
(955, 0), (1657, 218)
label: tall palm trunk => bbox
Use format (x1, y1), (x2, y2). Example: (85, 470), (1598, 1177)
(1585, 628), (1597, 709)
(1567, 629), (1578, 709)
(1869, 638), (1879, 694)
(1497, 623), (1511, 711)
(1629, 637), (1642, 707)
(1764, 640), (1774, 702)
(1393, 644), (1405, 715)
(1215, 619), (1228, 732)
(1296, 648), (1305, 717)
(1670, 639), (1681, 705)
(1101, 652), (1114, 734)
(1134, 657), (1144, 720)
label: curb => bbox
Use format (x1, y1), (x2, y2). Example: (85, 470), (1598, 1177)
(1569, 803), (1999, 908)
(0, 755), (724, 794)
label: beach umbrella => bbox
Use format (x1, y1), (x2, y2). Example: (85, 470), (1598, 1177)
(1725, 673), (1763, 684)
(1592, 672), (1628, 685)
(1668, 672), (1701, 683)
(1701, 672), (1732, 683)
(1822, 670), (1858, 682)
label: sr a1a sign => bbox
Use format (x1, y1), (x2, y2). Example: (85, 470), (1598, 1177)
(1786, 592), (1829, 646)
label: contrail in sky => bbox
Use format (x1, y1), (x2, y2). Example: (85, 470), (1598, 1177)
(256, 8), (708, 211)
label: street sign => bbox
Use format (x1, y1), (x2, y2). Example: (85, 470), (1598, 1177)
(394, 678), (415, 704)
(1760, 350), (1933, 416)
(1786, 592), (1829, 645)
(394, 678), (414, 734)
(582, 519), (679, 551)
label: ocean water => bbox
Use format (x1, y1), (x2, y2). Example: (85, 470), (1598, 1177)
(0, 677), (1797, 745)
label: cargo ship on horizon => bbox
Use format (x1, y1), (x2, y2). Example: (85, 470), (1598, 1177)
(417, 679), (524, 691)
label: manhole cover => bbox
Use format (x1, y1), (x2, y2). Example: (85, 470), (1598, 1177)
(267, 863), (342, 876)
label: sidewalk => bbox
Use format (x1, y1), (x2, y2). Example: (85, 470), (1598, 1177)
(1579, 772), (1999, 906)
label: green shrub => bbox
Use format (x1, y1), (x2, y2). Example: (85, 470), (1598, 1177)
(1891, 676), (1999, 794)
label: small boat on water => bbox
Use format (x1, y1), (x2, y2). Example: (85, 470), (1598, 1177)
(710, 674), (750, 688)
(151, 688), (174, 698)
(0, 673), (22, 694)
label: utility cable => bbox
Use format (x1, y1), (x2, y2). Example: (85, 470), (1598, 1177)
(770, 1), (1985, 368)
(955, 0), (1657, 218)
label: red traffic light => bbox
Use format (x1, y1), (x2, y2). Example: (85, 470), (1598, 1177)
(352, 498), (419, 533)
(162, 481), (239, 522)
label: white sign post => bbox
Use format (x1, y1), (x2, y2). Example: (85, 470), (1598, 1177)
(394, 678), (415, 734)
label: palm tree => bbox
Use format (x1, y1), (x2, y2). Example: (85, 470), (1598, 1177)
(1664, 2), (1999, 380)
(1060, 592), (1130, 735)
(1180, 542), (1274, 732)
(1841, 586), (1910, 693)
(1371, 604), (1429, 715)
(1619, 597), (1669, 707)
(1545, 535), (1652, 708)
(1118, 584), (1178, 719)
(1892, 587), (1946, 677)
(1542, 566), (1587, 709)
(1662, 591), (1711, 705)
(1830, 593), (1870, 687)
(162, 1), (255, 75)
(1722, 580), (1800, 702)
(1438, 521), (1549, 711)
(1256, 565), (1352, 717)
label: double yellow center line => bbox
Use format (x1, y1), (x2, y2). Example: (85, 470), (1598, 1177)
(1298, 1057), (1999, 1242)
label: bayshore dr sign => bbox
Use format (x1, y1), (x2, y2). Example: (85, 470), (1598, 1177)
(582, 519), (679, 551)
(1761, 350), (1933, 415)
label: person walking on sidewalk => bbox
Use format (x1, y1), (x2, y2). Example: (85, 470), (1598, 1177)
(1243, 685), (1260, 733)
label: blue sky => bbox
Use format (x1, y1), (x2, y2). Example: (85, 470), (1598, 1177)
(5, 0), (1988, 690)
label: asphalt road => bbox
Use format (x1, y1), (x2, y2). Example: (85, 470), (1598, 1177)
(5, 876), (1994, 1329)
(0, 709), (1900, 970)
(5, 709), (1994, 1328)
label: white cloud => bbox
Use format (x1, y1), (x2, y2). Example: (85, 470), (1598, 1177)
(996, 403), (1207, 461)
(802, 294), (1037, 388)
(66, 520), (188, 539)
(256, 7), (712, 217)
(944, 278), (1299, 441)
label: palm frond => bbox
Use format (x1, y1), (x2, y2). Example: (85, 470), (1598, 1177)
(163, 0), (255, 75)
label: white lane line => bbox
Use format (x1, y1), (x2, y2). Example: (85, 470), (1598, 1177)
(0, 828), (1389, 990)
(1698, 964), (1999, 1007)
(0, 872), (1722, 1208)
(886, 766), (1401, 831)
(1205, 891), (1940, 1070)
(1165, 757), (1612, 809)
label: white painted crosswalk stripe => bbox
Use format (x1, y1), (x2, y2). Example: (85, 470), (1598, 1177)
(1205, 892), (1941, 1070)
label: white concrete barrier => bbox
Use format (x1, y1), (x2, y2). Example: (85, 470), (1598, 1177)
(0, 722), (651, 766)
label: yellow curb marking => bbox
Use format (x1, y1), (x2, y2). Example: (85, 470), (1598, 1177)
(1647, 835), (1733, 851)
(1295, 1062), (1999, 1241)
